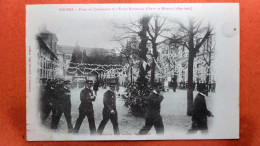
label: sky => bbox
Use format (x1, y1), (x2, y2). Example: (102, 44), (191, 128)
(27, 3), (239, 51)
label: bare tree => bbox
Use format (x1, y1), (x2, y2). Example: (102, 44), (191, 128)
(201, 36), (215, 86)
(113, 18), (142, 83)
(146, 15), (167, 86)
(170, 18), (213, 116)
(117, 36), (139, 83)
(114, 15), (168, 86)
(117, 36), (139, 65)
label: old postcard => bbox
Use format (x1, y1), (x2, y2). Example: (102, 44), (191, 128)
(26, 3), (239, 141)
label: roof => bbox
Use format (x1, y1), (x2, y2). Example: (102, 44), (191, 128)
(37, 36), (58, 60)
(57, 45), (75, 54)
(40, 29), (58, 42)
(57, 45), (117, 56)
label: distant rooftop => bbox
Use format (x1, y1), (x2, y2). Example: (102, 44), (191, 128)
(57, 45), (116, 55)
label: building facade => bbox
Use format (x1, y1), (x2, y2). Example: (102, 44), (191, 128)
(36, 29), (59, 79)
(157, 39), (215, 85)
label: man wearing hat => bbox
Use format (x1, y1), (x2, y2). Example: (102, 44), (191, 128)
(50, 79), (62, 129)
(50, 80), (73, 132)
(93, 80), (99, 95)
(62, 80), (73, 132)
(97, 82), (120, 135)
(138, 86), (164, 135)
(41, 79), (57, 123)
(39, 78), (50, 123)
(74, 80), (96, 134)
(188, 83), (213, 134)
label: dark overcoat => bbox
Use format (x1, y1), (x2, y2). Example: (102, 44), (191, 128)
(192, 93), (212, 130)
(79, 88), (95, 113)
(146, 92), (164, 116)
(61, 86), (71, 111)
(93, 82), (99, 91)
(103, 90), (116, 113)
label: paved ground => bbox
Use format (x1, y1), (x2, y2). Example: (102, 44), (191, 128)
(44, 86), (215, 135)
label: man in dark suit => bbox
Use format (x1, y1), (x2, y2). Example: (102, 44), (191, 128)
(188, 83), (213, 134)
(93, 80), (99, 95)
(172, 79), (177, 92)
(41, 79), (57, 124)
(74, 80), (96, 134)
(49, 79), (62, 130)
(97, 82), (120, 135)
(39, 78), (50, 123)
(138, 86), (164, 135)
(50, 80), (73, 132)
(61, 80), (73, 132)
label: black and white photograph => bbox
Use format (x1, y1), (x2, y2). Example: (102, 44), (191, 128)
(26, 3), (239, 141)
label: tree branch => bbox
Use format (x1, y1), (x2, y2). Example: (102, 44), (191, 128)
(195, 26), (213, 51)
(147, 27), (154, 40)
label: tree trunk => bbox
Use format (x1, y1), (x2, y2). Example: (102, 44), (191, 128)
(130, 67), (133, 83)
(205, 38), (211, 86)
(187, 50), (195, 116)
(206, 46), (211, 94)
(150, 42), (158, 87)
(150, 60), (155, 86)
(206, 68), (210, 85)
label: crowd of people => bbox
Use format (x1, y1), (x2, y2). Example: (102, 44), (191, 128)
(169, 80), (216, 93)
(39, 78), (166, 135)
(40, 79), (120, 134)
(39, 77), (214, 135)
(40, 78), (73, 132)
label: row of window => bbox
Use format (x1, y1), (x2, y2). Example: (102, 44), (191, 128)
(37, 53), (57, 79)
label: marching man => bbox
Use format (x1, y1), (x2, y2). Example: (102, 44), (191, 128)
(74, 80), (96, 134)
(97, 81), (120, 135)
(138, 86), (164, 135)
(188, 83), (213, 134)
